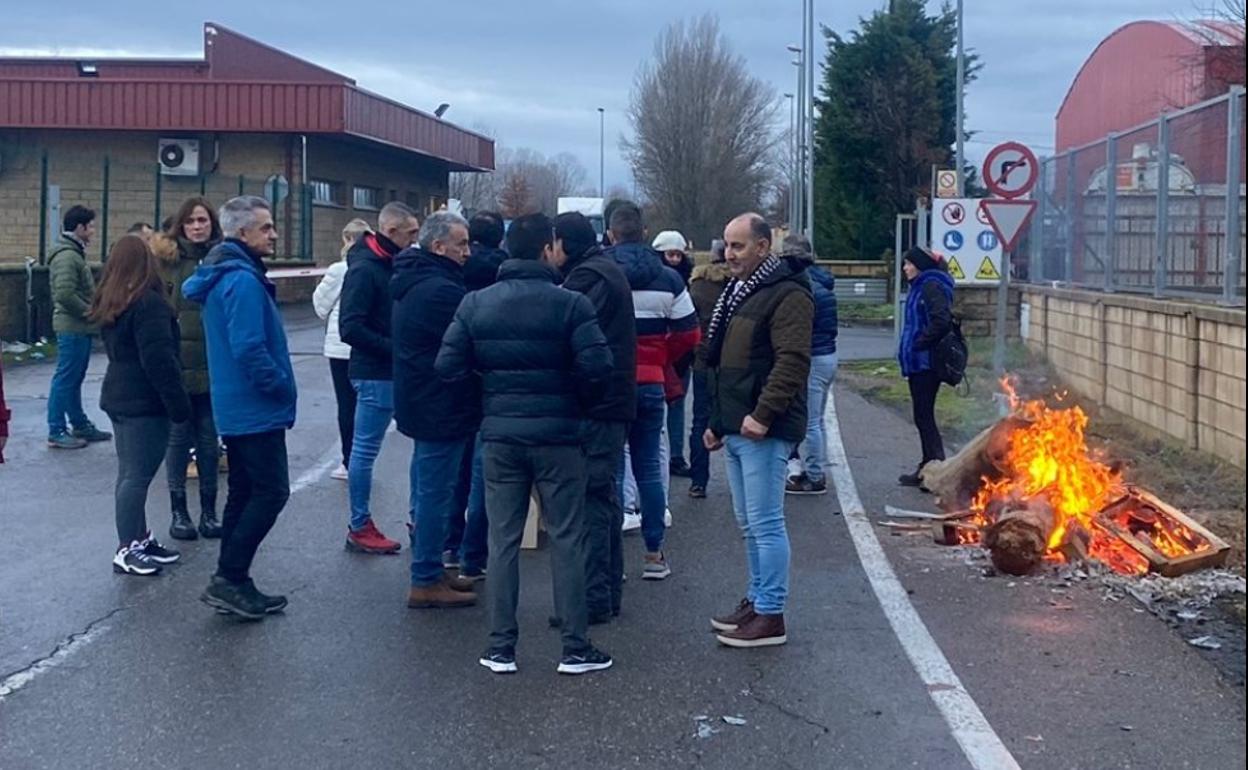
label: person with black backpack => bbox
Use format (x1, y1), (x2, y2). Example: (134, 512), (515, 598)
(898, 246), (955, 489)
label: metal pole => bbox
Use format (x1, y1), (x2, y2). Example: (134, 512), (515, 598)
(786, 93), (796, 232)
(237, 174), (245, 197)
(599, 109), (606, 199)
(1223, 87), (1244, 305)
(1155, 115), (1171, 298)
(804, 0), (816, 242)
(1036, 158), (1049, 281)
(38, 151), (48, 263)
(1065, 152), (1076, 283)
(100, 156), (110, 262)
(993, 249), (1011, 374)
(154, 164), (163, 230)
(955, 0), (965, 196)
(1104, 134), (1117, 291)
(894, 215), (905, 350)
(795, 51), (805, 235)
(916, 200), (929, 249)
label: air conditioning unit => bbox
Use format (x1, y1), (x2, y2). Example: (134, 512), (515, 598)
(158, 138), (200, 176)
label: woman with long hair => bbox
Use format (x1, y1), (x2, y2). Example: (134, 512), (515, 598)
(313, 218), (372, 481)
(897, 246), (955, 489)
(91, 235), (191, 575)
(152, 197), (224, 540)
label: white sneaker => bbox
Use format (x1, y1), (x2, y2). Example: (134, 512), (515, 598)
(622, 511), (642, 532)
(331, 463), (349, 481)
(787, 457), (804, 481)
(664, 508), (673, 528)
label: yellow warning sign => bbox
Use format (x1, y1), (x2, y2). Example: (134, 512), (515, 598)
(947, 256), (965, 280)
(975, 256), (1001, 280)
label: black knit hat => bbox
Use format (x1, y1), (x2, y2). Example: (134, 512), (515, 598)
(555, 212), (598, 260)
(904, 246), (946, 273)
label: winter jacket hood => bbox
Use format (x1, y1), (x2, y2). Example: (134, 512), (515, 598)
(339, 233), (399, 380)
(183, 239), (296, 436)
(608, 241), (664, 290)
(606, 241), (701, 386)
(463, 243), (509, 292)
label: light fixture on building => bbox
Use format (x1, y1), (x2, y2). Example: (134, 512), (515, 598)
(434, 103), (450, 119)
(77, 61), (99, 77)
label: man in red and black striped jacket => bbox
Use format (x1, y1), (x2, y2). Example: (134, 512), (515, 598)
(605, 202), (700, 580)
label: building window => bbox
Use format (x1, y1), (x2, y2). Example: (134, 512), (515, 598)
(310, 179), (344, 207)
(353, 185), (381, 211)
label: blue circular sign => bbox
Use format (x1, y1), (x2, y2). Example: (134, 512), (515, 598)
(943, 231), (964, 252)
(978, 230), (999, 250)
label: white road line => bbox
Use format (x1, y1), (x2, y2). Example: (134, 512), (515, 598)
(825, 392), (1021, 770)
(0, 618), (112, 703)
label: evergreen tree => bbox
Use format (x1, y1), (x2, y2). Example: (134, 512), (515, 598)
(812, 0), (979, 259)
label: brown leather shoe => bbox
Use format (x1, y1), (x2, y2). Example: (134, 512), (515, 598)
(444, 572), (477, 593)
(715, 612), (786, 648)
(710, 598), (755, 632)
(407, 580), (477, 609)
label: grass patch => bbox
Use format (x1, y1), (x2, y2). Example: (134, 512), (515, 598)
(839, 302), (895, 323)
(1, 338), (57, 367)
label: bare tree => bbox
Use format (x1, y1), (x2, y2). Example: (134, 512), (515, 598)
(623, 14), (779, 246)
(450, 141), (592, 216)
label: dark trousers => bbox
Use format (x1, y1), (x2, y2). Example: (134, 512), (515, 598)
(484, 441), (590, 655)
(689, 369), (712, 489)
(328, 358), (356, 467)
(111, 414), (171, 544)
(908, 370), (946, 465)
(583, 421), (628, 618)
(218, 430), (290, 583)
(166, 392), (218, 498)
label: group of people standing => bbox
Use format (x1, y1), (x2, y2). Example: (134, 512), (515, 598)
(17, 187), (956, 677)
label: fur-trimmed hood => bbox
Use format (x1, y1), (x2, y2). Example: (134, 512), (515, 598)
(151, 232), (215, 264)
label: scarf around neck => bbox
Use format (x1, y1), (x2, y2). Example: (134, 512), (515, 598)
(704, 254), (782, 368)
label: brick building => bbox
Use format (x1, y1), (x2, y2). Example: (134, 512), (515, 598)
(0, 22), (494, 265)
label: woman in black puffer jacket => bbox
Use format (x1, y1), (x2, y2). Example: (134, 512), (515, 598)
(90, 235), (191, 577)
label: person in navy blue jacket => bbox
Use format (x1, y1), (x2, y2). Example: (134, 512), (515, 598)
(182, 195), (296, 620)
(897, 246), (954, 489)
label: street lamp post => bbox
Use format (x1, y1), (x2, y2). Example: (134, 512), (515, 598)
(804, 0), (815, 242)
(784, 92), (796, 231)
(597, 107), (605, 199)
(788, 45), (804, 235)
(955, 0), (965, 195)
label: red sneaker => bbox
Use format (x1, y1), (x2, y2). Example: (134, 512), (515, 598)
(345, 520), (402, 554)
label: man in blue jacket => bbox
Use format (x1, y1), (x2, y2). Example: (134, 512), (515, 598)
(183, 195), (296, 621)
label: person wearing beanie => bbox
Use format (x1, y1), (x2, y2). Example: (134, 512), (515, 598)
(557, 211), (636, 623)
(898, 246), (954, 489)
(651, 230), (695, 480)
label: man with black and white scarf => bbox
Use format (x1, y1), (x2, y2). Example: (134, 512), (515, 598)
(701, 213), (813, 649)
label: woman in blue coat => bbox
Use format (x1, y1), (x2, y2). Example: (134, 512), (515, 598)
(898, 246), (954, 488)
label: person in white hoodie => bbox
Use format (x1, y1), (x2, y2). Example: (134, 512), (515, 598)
(314, 219), (372, 480)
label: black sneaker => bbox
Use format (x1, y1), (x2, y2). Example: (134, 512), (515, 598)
(557, 646), (613, 675)
(71, 424), (112, 443)
(140, 535), (181, 565)
(479, 648), (518, 674)
(201, 576), (267, 620)
(688, 485), (707, 499)
(669, 458), (691, 478)
(785, 475), (828, 496)
(113, 543), (161, 576)
(244, 579), (288, 614)
(898, 470), (923, 487)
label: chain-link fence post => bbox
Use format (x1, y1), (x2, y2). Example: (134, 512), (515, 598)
(1065, 152), (1076, 282)
(38, 150), (48, 263)
(1154, 115), (1171, 298)
(1104, 133), (1117, 291)
(1035, 157), (1049, 282)
(153, 164), (163, 231)
(100, 156), (110, 262)
(1224, 87), (1244, 305)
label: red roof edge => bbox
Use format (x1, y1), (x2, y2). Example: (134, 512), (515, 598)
(203, 22), (353, 85)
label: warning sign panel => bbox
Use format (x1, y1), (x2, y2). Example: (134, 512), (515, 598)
(931, 198), (1003, 284)
(975, 256), (1001, 280)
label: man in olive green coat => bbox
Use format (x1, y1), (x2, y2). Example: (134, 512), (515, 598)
(46, 205), (111, 449)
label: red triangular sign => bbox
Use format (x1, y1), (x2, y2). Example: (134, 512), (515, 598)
(979, 199), (1037, 253)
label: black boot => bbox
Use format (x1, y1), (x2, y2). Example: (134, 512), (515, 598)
(169, 491), (198, 541)
(198, 490), (223, 539)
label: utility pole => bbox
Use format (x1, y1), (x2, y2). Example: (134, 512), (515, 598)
(955, 0), (965, 195)
(788, 44), (804, 235)
(784, 92), (796, 231)
(804, 0), (816, 242)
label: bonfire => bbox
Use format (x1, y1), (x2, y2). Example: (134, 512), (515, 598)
(919, 380), (1229, 577)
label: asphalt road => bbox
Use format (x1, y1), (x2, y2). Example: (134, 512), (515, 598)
(0, 309), (1242, 769)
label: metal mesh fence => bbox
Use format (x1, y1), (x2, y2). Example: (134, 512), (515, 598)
(1028, 87), (1245, 304)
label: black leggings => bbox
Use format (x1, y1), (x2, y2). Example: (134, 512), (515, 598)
(329, 358), (356, 467)
(908, 371), (945, 465)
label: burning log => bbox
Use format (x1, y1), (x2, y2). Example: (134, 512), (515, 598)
(983, 498), (1056, 576)
(920, 417), (1029, 509)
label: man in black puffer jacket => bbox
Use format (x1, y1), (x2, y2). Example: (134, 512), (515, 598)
(392, 211), (481, 610)
(436, 213), (615, 677)
(557, 211), (636, 623)
(463, 210), (509, 292)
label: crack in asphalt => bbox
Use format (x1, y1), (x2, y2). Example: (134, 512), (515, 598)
(0, 606), (128, 700)
(745, 661), (833, 737)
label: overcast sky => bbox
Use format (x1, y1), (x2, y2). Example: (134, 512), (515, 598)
(1, 0), (1214, 192)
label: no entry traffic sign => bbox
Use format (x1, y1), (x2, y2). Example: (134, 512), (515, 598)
(983, 142), (1039, 200)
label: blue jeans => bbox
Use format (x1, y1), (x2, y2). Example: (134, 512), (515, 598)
(408, 437), (471, 586)
(348, 379), (394, 531)
(47, 332), (93, 437)
(723, 435), (793, 615)
(802, 353), (839, 484)
(619, 384), (667, 552)
(689, 370), (712, 488)
(667, 370), (691, 463)
(457, 434), (489, 574)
